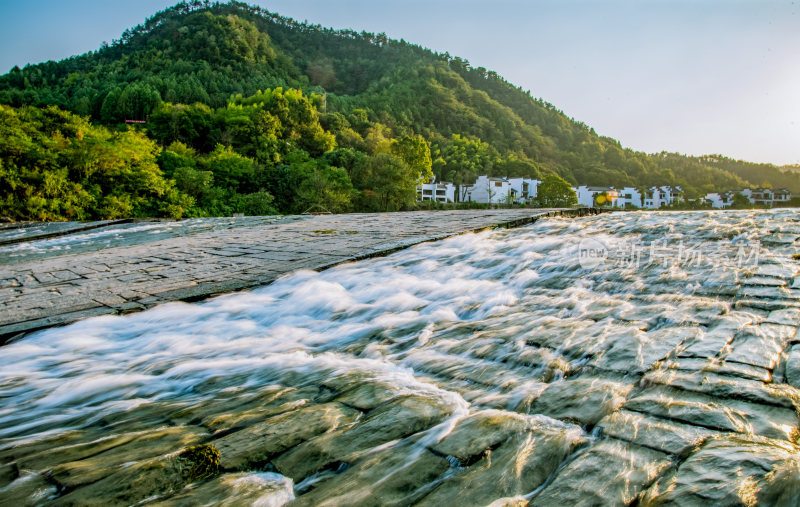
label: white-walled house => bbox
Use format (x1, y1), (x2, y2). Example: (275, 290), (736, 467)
(574, 186), (619, 207)
(573, 185), (641, 208)
(644, 186), (682, 209)
(455, 176), (542, 204)
(417, 182), (456, 203)
(643, 188), (659, 209)
(740, 187), (792, 206)
(740, 188), (768, 205)
(704, 192), (732, 208)
(705, 188), (791, 208)
(421, 176), (541, 205)
(703, 192), (720, 208)
(667, 186), (684, 206)
(773, 189), (792, 205)
(508, 177), (540, 203)
(465, 176), (513, 204)
(616, 187), (642, 208)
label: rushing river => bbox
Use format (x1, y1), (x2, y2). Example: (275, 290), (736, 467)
(2, 210), (800, 506)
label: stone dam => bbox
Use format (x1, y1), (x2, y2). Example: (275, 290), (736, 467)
(0, 208), (588, 343)
(1, 208), (800, 505)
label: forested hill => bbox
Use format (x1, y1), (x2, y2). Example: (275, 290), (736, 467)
(0, 1), (796, 220)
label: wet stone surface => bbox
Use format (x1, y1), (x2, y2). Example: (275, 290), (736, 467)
(0, 209), (574, 342)
(1, 209), (800, 505)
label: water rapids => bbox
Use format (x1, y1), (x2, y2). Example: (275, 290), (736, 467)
(2, 210), (800, 505)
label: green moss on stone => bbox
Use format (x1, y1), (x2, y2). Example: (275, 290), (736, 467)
(177, 444), (221, 482)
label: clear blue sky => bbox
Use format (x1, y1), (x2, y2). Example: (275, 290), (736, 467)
(1, 0), (798, 165)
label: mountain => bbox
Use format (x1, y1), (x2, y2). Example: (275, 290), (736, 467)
(0, 1), (795, 220)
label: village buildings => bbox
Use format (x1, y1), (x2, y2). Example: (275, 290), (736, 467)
(417, 177), (792, 209)
(703, 187), (792, 208)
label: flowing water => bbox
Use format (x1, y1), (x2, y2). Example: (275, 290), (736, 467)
(2, 210), (800, 505)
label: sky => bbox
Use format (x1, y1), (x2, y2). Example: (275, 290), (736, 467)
(1, 0), (798, 165)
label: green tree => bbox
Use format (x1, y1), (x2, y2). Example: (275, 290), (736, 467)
(229, 88), (335, 157)
(296, 164), (353, 213)
(202, 144), (255, 191)
(148, 102), (213, 150)
(158, 141), (199, 177)
(391, 134), (433, 183)
(174, 166), (214, 199)
(0, 105), (191, 220)
(731, 192), (752, 209)
(358, 153), (417, 211)
(535, 174), (577, 208)
(235, 190), (278, 216)
(116, 83), (162, 121)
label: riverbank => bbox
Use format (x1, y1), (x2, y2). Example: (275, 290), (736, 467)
(0, 208), (597, 343)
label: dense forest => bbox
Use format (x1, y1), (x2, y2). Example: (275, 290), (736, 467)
(0, 0), (796, 220)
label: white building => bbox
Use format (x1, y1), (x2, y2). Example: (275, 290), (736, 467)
(643, 188), (659, 209)
(460, 176), (541, 204)
(508, 177), (540, 204)
(465, 176), (512, 204)
(574, 186), (619, 208)
(667, 186), (683, 206)
(417, 182), (456, 203)
(741, 187), (791, 206)
(704, 192), (732, 208)
(644, 186), (682, 209)
(705, 188), (791, 208)
(740, 188), (767, 205)
(773, 189), (792, 205)
(616, 187), (642, 208)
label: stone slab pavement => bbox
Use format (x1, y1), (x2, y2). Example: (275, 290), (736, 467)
(0, 208), (596, 343)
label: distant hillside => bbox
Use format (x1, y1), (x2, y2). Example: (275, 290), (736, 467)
(0, 1), (796, 219)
